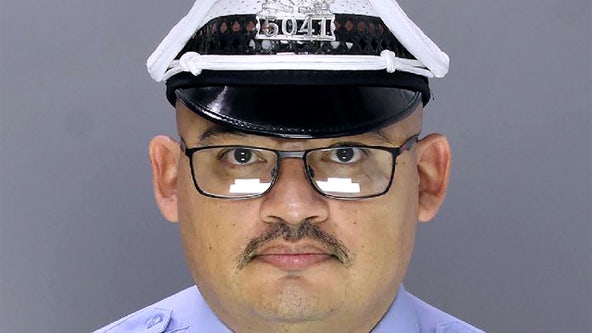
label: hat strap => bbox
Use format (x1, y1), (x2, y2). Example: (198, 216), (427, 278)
(162, 50), (432, 81)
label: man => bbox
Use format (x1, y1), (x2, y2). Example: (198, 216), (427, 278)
(96, 0), (484, 332)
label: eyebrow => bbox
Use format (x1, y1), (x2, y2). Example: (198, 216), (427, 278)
(198, 125), (247, 146)
(368, 129), (395, 145)
(198, 125), (397, 146)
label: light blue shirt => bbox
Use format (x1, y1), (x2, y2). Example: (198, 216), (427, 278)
(94, 285), (484, 332)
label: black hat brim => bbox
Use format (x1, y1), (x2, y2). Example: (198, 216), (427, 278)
(175, 85), (421, 138)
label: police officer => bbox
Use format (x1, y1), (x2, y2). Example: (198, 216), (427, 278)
(95, 0), (485, 332)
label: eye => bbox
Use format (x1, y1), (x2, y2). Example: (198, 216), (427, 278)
(329, 147), (364, 163)
(221, 147), (260, 165)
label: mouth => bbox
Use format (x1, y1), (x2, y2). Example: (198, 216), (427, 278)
(252, 244), (337, 271)
(235, 220), (353, 270)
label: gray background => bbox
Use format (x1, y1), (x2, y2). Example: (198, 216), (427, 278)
(0, 0), (590, 332)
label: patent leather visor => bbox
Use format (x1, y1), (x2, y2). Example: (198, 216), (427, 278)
(175, 85), (421, 138)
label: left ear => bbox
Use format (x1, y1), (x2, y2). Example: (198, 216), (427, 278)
(416, 133), (451, 222)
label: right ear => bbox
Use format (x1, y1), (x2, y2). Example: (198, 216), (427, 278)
(149, 135), (180, 223)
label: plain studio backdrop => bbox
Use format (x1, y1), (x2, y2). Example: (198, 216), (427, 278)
(0, 1), (590, 332)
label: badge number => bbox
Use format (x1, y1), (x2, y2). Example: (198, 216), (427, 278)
(256, 15), (336, 41)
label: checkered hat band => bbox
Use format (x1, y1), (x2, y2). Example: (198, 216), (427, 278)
(176, 14), (415, 58)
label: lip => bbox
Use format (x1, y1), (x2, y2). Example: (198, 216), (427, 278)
(253, 243), (335, 270)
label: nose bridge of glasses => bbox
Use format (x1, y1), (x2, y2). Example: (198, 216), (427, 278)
(274, 149), (315, 179)
(277, 150), (306, 159)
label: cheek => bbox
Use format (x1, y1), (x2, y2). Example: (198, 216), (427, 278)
(176, 165), (263, 279)
(329, 169), (419, 277)
(333, 188), (417, 248)
(333, 199), (411, 257)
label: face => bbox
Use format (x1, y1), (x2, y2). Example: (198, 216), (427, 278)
(153, 102), (448, 333)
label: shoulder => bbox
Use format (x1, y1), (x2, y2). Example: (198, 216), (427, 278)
(93, 286), (230, 333)
(404, 289), (486, 333)
(93, 307), (180, 333)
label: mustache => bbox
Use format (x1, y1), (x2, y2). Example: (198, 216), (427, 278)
(235, 220), (352, 269)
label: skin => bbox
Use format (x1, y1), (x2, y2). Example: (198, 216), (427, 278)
(149, 101), (451, 333)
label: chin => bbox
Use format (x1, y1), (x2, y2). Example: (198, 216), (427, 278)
(237, 266), (344, 319)
(254, 278), (339, 322)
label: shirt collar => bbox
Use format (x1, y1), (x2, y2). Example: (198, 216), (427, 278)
(371, 285), (421, 333)
(184, 286), (233, 333)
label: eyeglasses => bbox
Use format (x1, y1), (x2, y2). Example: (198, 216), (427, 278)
(180, 134), (419, 200)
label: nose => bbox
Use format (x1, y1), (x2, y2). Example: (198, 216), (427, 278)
(259, 158), (329, 225)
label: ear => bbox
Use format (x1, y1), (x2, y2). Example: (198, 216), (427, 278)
(416, 133), (451, 222)
(149, 135), (180, 223)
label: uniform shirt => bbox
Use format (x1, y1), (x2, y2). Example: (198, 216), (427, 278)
(94, 285), (484, 333)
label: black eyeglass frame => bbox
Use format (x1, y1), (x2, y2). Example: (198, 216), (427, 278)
(180, 134), (419, 200)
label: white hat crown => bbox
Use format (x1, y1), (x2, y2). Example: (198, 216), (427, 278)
(147, 0), (449, 82)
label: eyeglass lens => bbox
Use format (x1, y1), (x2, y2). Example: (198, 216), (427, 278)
(191, 146), (394, 198)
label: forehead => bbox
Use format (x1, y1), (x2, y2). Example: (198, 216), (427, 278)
(176, 101), (422, 147)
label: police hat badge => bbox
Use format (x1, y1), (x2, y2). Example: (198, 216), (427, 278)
(148, 0), (449, 138)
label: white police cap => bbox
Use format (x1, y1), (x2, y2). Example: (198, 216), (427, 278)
(147, 0), (450, 138)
